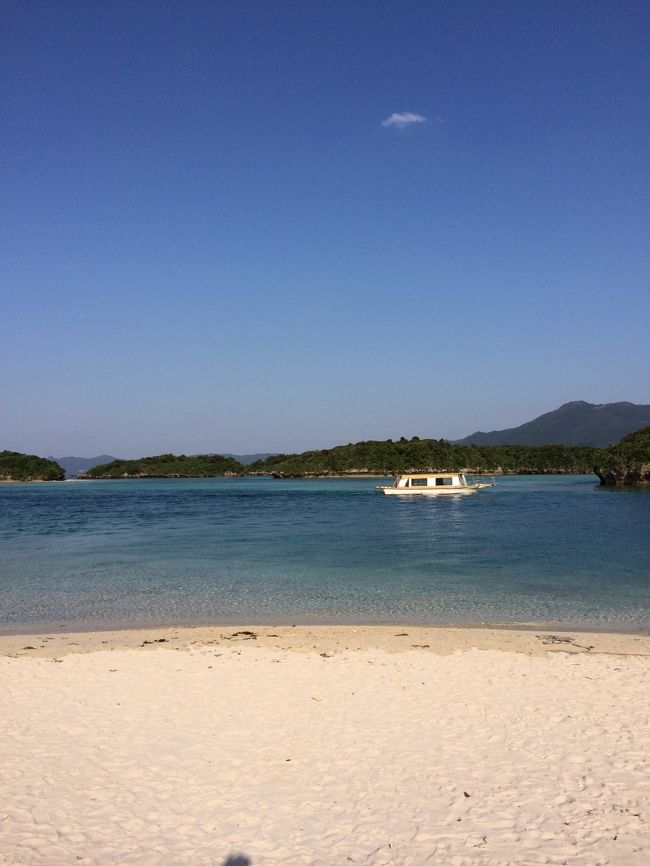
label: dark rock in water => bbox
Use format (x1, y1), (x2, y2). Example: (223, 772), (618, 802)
(594, 425), (650, 487)
(595, 464), (650, 485)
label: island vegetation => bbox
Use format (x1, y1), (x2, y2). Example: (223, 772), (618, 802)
(594, 425), (650, 486)
(0, 451), (65, 482)
(81, 453), (244, 478)
(70, 431), (650, 482)
(248, 438), (603, 477)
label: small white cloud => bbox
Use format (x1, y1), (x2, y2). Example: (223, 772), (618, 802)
(381, 112), (426, 129)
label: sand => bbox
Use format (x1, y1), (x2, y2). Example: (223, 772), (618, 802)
(1, 625), (649, 865)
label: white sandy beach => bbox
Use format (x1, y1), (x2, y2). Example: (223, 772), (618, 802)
(1, 625), (649, 866)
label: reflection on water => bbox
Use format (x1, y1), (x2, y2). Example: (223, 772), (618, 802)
(0, 475), (649, 629)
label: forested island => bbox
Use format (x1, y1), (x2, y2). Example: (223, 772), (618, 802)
(23, 428), (650, 483)
(76, 442), (604, 480)
(0, 451), (65, 482)
(248, 438), (602, 477)
(594, 425), (650, 486)
(80, 453), (244, 478)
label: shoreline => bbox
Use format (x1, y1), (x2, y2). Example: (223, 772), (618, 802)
(2, 622), (649, 659)
(1, 614), (649, 640)
(2, 470), (602, 482)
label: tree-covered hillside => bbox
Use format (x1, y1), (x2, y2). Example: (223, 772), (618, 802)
(0, 451), (65, 482)
(249, 438), (602, 476)
(82, 454), (244, 478)
(594, 426), (650, 486)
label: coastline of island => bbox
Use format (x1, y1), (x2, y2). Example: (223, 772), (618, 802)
(5, 423), (650, 485)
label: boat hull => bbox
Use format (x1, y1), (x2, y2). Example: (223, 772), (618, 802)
(378, 485), (481, 496)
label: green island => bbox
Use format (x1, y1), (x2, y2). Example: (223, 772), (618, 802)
(81, 453), (244, 478)
(248, 438), (602, 477)
(13, 426), (650, 484)
(594, 425), (650, 486)
(0, 451), (65, 482)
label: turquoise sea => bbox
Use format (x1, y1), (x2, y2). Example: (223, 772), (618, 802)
(0, 475), (649, 632)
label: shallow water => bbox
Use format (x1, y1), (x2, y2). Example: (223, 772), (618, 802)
(0, 475), (648, 630)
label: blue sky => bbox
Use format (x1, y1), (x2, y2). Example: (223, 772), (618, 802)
(2, 0), (649, 457)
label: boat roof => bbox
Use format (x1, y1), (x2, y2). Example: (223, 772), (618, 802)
(396, 472), (462, 478)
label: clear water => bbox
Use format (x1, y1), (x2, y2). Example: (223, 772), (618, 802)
(0, 475), (649, 631)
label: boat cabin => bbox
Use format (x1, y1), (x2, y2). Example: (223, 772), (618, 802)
(378, 471), (490, 496)
(393, 473), (468, 489)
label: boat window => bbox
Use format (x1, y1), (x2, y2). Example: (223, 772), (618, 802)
(435, 477), (454, 486)
(411, 478), (427, 487)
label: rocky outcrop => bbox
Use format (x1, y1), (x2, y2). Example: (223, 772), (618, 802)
(594, 425), (650, 486)
(595, 462), (650, 486)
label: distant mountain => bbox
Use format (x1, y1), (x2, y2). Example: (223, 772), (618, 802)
(50, 455), (118, 477)
(455, 401), (650, 448)
(222, 453), (273, 465)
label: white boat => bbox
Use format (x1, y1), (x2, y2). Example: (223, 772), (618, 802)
(377, 473), (492, 496)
